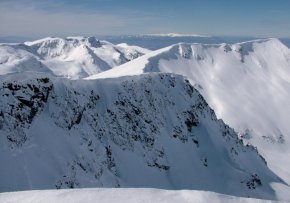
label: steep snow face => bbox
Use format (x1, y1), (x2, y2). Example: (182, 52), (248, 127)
(0, 37), (150, 79)
(0, 73), (283, 200)
(0, 188), (285, 203)
(87, 38), (290, 185)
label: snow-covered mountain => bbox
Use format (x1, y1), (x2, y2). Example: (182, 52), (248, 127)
(0, 72), (285, 200)
(0, 37), (150, 79)
(87, 38), (290, 186)
(1, 37), (290, 201)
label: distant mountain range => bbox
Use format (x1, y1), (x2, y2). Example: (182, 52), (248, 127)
(0, 36), (150, 79)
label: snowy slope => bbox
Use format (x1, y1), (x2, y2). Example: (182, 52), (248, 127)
(87, 38), (290, 185)
(0, 188), (284, 203)
(0, 44), (54, 75)
(0, 37), (150, 79)
(0, 73), (285, 200)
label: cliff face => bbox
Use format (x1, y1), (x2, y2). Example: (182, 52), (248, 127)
(0, 73), (280, 200)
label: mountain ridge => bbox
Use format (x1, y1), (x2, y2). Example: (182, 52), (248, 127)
(86, 38), (290, 186)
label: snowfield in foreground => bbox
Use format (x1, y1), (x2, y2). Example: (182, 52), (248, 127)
(0, 188), (282, 203)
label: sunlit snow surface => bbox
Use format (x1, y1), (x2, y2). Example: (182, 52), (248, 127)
(0, 188), (283, 203)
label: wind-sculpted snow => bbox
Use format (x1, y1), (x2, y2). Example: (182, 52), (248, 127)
(0, 188), (284, 203)
(0, 73), (285, 200)
(0, 37), (150, 79)
(87, 38), (290, 186)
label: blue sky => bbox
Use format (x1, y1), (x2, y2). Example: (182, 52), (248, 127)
(0, 0), (289, 37)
